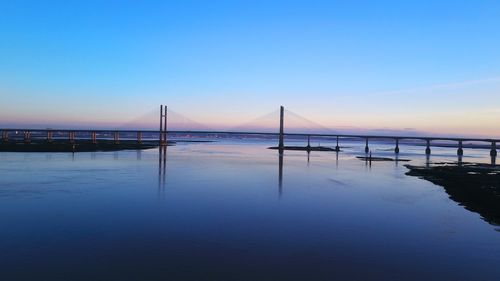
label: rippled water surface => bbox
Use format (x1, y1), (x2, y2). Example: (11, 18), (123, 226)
(1, 140), (499, 280)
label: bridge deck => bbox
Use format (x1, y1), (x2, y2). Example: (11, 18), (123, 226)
(1, 128), (498, 143)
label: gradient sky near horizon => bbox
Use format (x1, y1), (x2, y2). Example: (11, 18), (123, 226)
(1, 0), (500, 136)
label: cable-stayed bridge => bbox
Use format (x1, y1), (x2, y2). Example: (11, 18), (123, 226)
(1, 105), (499, 159)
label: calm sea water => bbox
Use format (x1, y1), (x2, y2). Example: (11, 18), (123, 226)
(1, 140), (499, 281)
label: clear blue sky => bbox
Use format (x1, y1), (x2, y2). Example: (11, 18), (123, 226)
(1, 0), (500, 135)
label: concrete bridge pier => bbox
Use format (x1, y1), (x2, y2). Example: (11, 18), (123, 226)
(457, 140), (464, 156)
(114, 132), (120, 144)
(24, 131), (31, 144)
(69, 132), (75, 144)
(364, 138), (369, 153)
(1, 130), (8, 142)
(490, 141), (497, 158)
(394, 138), (400, 154)
(425, 140), (431, 155)
(137, 131), (143, 144)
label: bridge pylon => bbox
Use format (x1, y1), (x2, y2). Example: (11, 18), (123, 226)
(279, 105), (284, 151)
(159, 105), (167, 146)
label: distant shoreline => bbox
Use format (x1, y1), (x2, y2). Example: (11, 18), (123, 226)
(0, 140), (165, 152)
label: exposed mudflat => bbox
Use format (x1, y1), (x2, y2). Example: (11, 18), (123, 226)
(405, 162), (500, 225)
(0, 140), (168, 152)
(357, 156), (411, 162)
(268, 146), (338, 151)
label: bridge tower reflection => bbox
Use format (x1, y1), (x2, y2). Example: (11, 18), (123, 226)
(158, 146), (167, 197)
(278, 149), (283, 196)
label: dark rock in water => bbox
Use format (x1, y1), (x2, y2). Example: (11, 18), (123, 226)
(0, 140), (168, 152)
(405, 163), (500, 225)
(268, 146), (338, 152)
(356, 156), (410, 162)
(174, 140), (215, 143)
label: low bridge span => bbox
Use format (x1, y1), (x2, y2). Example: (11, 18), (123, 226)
(1, 105), (499, 158)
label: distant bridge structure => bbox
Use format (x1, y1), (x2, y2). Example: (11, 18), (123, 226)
(1, 105), (499, 159)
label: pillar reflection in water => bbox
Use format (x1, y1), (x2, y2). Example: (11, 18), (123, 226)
(158, 146), (167, 198)
(278, 149), (283, 197)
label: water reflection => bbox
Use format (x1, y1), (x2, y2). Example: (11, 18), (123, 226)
(278, 149), (283, 197)
(364, 154), (372, 169)
(2, 142), (500, 280)
(158, 146), (167, 198)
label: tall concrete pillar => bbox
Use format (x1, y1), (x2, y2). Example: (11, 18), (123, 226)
(163, 106), (167, 145)
(279, 106), (284, 150)
(457, 140), (464, 156)
(491, 141), (497, 158)
(159, 105), (167, 146)
(2, 131), (8, 142)
(159, 105), (164, 145)
(24, 131), (31, 144)
(137, 131), (142, 144)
